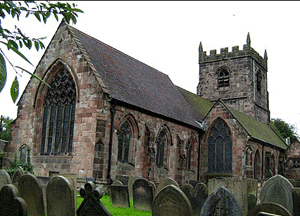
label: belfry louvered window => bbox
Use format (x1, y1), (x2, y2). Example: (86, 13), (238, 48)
(207, 118), (232, 173)
(218, 69), (229, 87)
(41, 68), (76, 155)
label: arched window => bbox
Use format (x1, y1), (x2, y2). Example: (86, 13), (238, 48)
(41, 68), (76, 155)
(118, 120), (132, 164)
(256, 70), (262, 93)
(186, 135), (197, 172)
(207, 118), (232, 173)
(254, 150), (261, 179)
(155, 125), (171, 169)
(218, 68), (229, 87)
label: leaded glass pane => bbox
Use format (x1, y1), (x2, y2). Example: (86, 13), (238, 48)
(47, 105), (56, 154)
(156, 131), (166, 168)
(61, 104), (70, 153)
(117, 121), (131, 163)
(41, 105), (49, 154)
(68, 102), (76, 154)
(54, 104), (63, 154)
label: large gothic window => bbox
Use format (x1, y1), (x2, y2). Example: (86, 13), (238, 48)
(207, 118), (232, 173)
(218, 68), (229, 87)
(41, 68), (76, 155)
(117, 120), (132, 164)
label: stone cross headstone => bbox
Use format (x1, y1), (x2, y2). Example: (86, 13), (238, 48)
(155, 177), (179, 196)
(152, 184), (192, 216)
(132, 178), (155, 211)
(18, 174), (45, 216)
(46, 175), (75, 216)
(0, 184), (27, 216)
(109, 185), (130, 208)
(259, 174), (294, 215)
(200, 186), (243, 216)
(181, 182), (208, 216)
(248, 203), (292, 216)
(12, 166), (25, 185)
(77, 181), (112, 216)
(0, 170), (12, 190)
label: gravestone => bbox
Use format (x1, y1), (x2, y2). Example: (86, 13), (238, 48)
(128, 176), (139, 199)
(248, 194), (257, 213)
(132, 178), (155, 211)
(293, 188), (300, 216)
(152, 184), (192, 216)
(0, 170), (12, 189)
(188, 180), (201, 188)
(259, 175), (294, 215)
(109, 185), (130, 208)
(18, 174), (45, 216)
(112, 180), (123, 185)
(12, 166), (25, 186)
(149, 181), (156, 195)
(116, 175), (129, 185)
(181, 182), (208, 216)
(77, 181), (112, 216)
(248, 202), (292, 216)
(155, 177), (180, 196)
(200, 186), (243, 216)
(46, 175), (75, 216)
(0, 184), (27, 216)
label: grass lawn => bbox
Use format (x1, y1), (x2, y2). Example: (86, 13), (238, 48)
(77, 195), (152, 216)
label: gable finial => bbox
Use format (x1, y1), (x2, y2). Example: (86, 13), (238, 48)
(199, 42), (203, 53)
(264, 49), (268, 60)
(246, 32), (251, 46)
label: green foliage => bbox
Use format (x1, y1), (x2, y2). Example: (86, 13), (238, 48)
(77, 194), (151, 216)
(0, 115), (13, 141)
(271, 118), (299, 143)
(5, 153), (33, 176)
(0, 1), (83, 102)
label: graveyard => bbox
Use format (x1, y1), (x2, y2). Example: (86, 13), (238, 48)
(0, 166), (299, 215)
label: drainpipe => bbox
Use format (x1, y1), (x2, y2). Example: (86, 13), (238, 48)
(197, 131), (201, 181)
(262, 145), (264, 180)
(107, 100), (116, 185)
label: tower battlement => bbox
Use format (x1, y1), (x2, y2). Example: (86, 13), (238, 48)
(199, 34), (268, 71)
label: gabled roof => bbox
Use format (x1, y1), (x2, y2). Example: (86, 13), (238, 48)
(67, 23), (201, 128)
(219, 100), (288, 150)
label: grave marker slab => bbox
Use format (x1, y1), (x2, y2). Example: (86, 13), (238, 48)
(248, 202), (292, 216)
(132, 178), (155, 211)
(200, 186), (243, 216)
(259, 175), (294, 215)
(110, 185), (130, 208)
(0, 170), (12, 189)
(18, 174), (45, 216)
(46, 175), (75, 216)
(0, 184), (27, 216)
(181, 183), (208, 216)
(155, 177), (179, 196)
(293, 187), (300, 216)
(152, 184), (192, 216)
(77, 181), (112, 216)
(12, 166), (25, 184)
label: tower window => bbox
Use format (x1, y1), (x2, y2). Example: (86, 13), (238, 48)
(256, 70), (262, 93)
(218, 68), (229, 87)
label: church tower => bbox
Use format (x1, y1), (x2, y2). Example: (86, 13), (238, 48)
(197, 33), (270, 124)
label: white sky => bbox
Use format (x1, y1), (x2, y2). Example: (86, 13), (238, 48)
(0, 1), (300, 136)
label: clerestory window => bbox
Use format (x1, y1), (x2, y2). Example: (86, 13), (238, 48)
(41, 68), (76, 155)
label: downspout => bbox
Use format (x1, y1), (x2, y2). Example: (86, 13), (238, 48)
(197, 125), (206, 181)
(107, 100), (116, 185)
(261, 145), (264, 180)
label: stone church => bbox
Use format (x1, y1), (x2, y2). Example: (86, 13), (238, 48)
(4, 21), (290, 184)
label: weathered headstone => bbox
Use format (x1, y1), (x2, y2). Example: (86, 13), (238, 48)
(155, 177), (179, 195)
(46, 175), (75, 216)
(248, 202), (292, 216)
(128, 175), (139, 199)
(109, 185), (130, 208)
(188, 180), (201, 188)
(181, 182), (208, 216)
(0, 184), (27, 216)
(248, 194), (257, 213)
(259, 175), (294, 215)
(116, 175), (129, 185)
(0, 170), (12, 189)
(18, 174), (45, 216)
(132, 178), (155, 211)
(77, 181), (112, 216)
(152, 184), (192, 216)
(293, 187), (300, 216)
(112, 180), (123, 185)
(200, 186), (243, 216)
(12, 166), (25, 184)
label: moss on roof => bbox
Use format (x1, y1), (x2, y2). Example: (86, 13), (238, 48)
(224, 102), (287, 150)
(176, 86), (214, 121)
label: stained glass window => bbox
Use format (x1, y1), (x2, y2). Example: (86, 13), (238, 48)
(41, 68), (76, 155)
(118, 121), (132, 163)
(208, 118), (232, 173)
(156, 130), (167, 168)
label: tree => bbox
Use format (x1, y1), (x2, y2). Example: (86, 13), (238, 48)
(0, 1), (83, 102)
(0, 115), (13, 141)
(271, 118), (299, 144)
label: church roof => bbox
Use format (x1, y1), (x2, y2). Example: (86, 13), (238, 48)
(68, 23), (201, 128)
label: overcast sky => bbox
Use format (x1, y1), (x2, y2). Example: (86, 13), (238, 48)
(1, 1), (300, 135)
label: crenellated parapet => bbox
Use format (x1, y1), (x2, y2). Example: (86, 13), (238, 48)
(199, 33), (268, 71)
